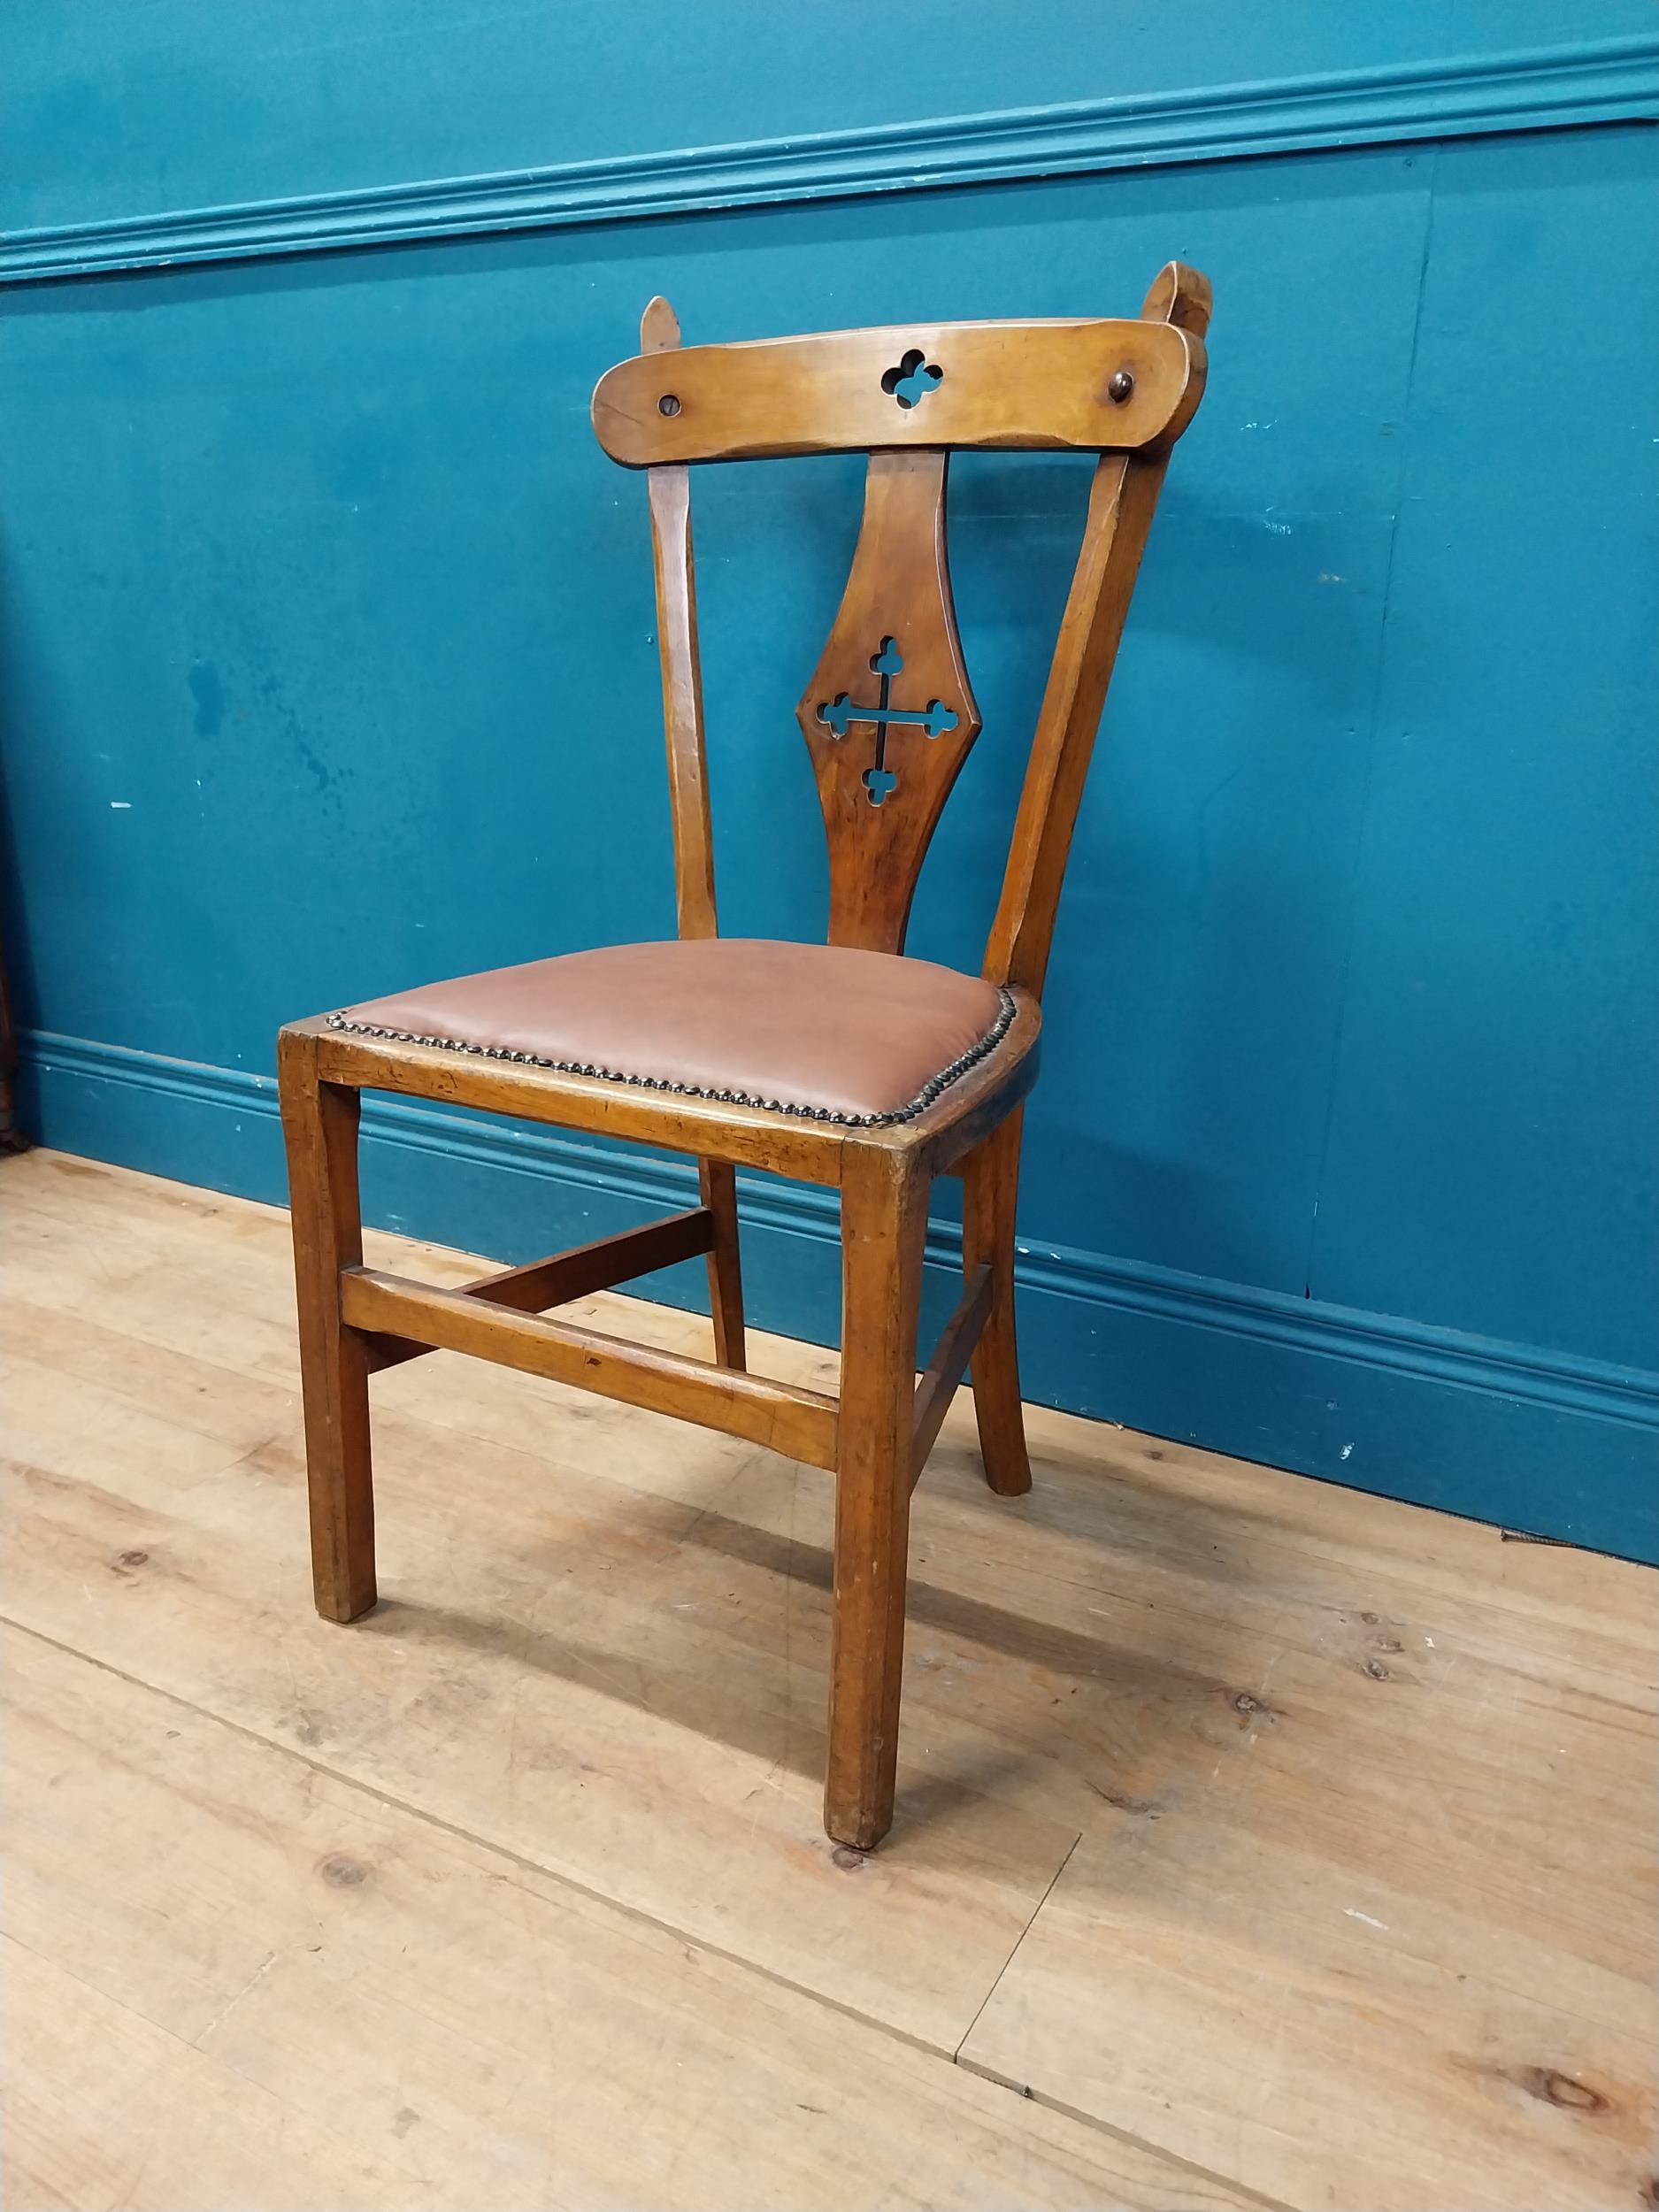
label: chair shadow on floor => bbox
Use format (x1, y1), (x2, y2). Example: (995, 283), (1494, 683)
(357, 1448), (1260, 1829)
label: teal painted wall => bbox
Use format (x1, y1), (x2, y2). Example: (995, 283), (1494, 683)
(4, 5), (1655, 1558)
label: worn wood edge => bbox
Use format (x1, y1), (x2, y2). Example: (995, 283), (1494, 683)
(907, 990), (1042, 1167)
(591, 320), (1202, 466)
(5, 38), (1654, 284)
(342, 1263), (841, 1468)
(294, 1017), (855, 1182)
(362, 1204), (715, 1372)
(641, 294), (723, 944)
(290, 1008), (1039, 1179)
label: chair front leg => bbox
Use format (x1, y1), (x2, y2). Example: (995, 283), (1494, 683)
(278, 1033), (377, 1623)
(825, 1141), (929, 1850)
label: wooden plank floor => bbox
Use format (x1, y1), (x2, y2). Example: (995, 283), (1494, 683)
(2, 1148), (1653, 2212)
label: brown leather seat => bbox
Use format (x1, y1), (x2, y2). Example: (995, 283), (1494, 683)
(327, 938), (1018, 1128)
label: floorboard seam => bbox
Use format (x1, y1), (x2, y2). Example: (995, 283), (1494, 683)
(945, 1836), (1300, 2212)
(951, 1829), (1080, 2069)
(955, 2049), (1299, 2212)
(0, 1924), (218, 2049)
(9, 1149), (1655, 2212)
(4, 1614), (1301, 2206)
(2, 1612), (983, 2066)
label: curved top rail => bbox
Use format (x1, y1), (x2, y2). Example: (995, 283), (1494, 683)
(592, 313), (1205, 466)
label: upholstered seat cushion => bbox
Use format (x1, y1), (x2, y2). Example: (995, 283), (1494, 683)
(328, 938), (1017, 1128)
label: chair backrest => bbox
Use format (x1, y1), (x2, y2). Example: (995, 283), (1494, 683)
(590, 263), (1210, 996)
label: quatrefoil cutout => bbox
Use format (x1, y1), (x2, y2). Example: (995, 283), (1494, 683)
(880, 349), (943, 410)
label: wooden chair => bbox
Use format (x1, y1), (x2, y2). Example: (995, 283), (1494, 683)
(278, 264), (1210, 1850)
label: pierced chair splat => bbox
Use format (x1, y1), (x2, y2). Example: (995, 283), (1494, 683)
(278, 264), (1211, 1850)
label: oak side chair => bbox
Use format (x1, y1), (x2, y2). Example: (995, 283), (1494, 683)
(278, 262), (1211, 1850)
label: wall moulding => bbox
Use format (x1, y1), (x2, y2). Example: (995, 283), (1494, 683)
(3, 37), (1655, 286)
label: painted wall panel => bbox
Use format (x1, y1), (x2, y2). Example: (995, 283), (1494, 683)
(1310, 126), (1659, 1364)
(12, 1), (1653, 234)
(1, 153), (1435, 1267)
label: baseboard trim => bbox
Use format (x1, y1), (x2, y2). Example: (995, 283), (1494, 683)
(4, 38), (1655, 285)
(20, 1023), (1655, 1438)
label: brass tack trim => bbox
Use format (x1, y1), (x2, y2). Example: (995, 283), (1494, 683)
(324, 988), (1018, 1128)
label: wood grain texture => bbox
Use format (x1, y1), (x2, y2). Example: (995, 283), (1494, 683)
(0, 1630), (1260, 2212)
(911, 1261), (993, 1486)
(797, 449), (980, 955)
(959, 1106), (1032, 1494)
(361, 1205), (716, 1372)
(0, 1158), (1081, 2047)
(826, 1142), (931, 1846)
(641, 303), (750, 1379)
(277, 1031), (375, 1622)
(592, 315), (1205, 464)
(3, 1150), (1655, 2211)
(641, 295), (719, 943)
(341, 1264), (839, 1469)
(698, 1155), (748, 1370)
(1, 1939), (407, 2212)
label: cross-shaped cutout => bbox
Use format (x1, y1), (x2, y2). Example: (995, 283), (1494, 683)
(815, 637), (959, 807)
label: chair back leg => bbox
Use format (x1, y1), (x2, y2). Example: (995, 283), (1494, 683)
(961, 1107), (1033, 1495)
(279, 1033), (378, 1622)
(824, 1142), (930, 1849)
(698, 1157), (747, 1370)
